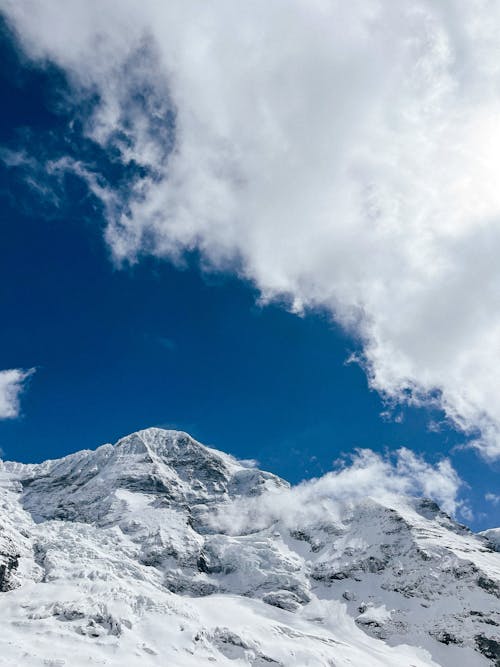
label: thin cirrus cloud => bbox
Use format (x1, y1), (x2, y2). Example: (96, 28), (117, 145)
(0, 368), (35, 420)
(4, 1), (500, 458)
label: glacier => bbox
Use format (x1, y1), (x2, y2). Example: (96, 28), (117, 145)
(0, 427), (498, 666)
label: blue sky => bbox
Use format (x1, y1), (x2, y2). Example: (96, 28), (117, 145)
(0, 7), (499, 530)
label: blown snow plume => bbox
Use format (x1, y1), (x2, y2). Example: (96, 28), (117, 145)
(4, 0), (500, 456)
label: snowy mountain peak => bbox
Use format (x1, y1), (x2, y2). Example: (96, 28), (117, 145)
(113, 427), (222, 462)
(0, 429), (499, 667)
(2, 428), (287, 524)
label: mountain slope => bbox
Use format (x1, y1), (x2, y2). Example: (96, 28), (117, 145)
(0, 428), (498, 666)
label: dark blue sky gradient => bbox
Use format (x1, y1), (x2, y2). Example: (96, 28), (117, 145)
(0, 21), (498, 529)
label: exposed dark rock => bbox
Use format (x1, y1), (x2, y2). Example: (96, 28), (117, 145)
(0, 551), (19, 592)
(432, 630), (461, 646)
(475, 635), (500, 667)
(478, 576), (500, 598)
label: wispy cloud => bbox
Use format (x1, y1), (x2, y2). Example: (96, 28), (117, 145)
(0, 368), (35, 419)
(485, 493), (500, 507)
(4, 1), (500, 458)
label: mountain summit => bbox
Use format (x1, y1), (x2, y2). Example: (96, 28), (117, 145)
(0, 428), (498, 666)
(3, 429), (286, 524)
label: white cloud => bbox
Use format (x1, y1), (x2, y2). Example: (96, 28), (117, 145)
(4, 1), (500, 457)
(210, 448), (465, 535)
(0, 368), (35, 419)
(485, 492), (500, 506)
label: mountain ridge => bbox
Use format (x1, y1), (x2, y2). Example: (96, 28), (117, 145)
(0, 428), (498, 666)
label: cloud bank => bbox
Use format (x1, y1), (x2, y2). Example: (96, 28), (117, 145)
(0, 368), (34, 419)
(4, 0), (500, 457)
(211, 448), (466, 535)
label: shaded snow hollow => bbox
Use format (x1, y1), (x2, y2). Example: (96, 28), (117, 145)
(0, 428), (498, 666)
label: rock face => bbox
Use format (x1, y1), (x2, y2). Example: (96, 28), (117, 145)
(482, 528), (500, 552)
(0, 428), (498, 667)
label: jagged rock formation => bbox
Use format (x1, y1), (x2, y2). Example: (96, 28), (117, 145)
(0, 428), (498, 666)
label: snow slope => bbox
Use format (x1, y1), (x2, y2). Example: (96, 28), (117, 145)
(0, 428), (498, 666)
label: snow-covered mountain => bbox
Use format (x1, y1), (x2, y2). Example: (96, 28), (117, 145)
(0, 428), (498, 666)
